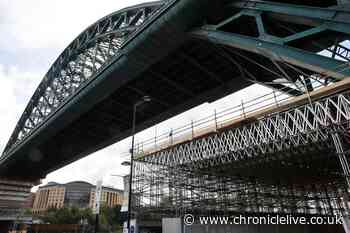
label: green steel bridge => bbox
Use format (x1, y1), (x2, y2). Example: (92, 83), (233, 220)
(1, 0), (350, 179)
(0, 0), (350, 230)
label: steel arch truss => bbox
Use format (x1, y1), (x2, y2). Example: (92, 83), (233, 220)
(3, 1), (166, 154)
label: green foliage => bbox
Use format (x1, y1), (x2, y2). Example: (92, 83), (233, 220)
(38, 207), (94, 224)
(23, 208), (33, 216)
(37, 205), (123, 233)
(98, 204), (123, 232)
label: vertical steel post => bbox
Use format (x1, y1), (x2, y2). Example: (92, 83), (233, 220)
(127, 96), (151, 233)
(332, 39), (339, 59)
(301, 76), (313, 106)
(332, 132), (350, 188)
(94, 214), (99, 233)
(170, 129), (173, 145)
(273, 90), (279, 107)
(191, 120), (194, 139)
(241, 100), (246, 119)
(214, 110), (218, 131)
(127, 104), (137, 233)
(154, 126), (157, 151)
(331, 131), (350, 233)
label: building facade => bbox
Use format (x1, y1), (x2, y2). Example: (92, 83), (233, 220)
(23, 192), (36, 209)
(0, 176), (38, 230)
(64, 181), (91, 208)
(32, 181), (123, 214)
(89, 186), (124, 209)
(32, 182), (65, 213)
(0, 178), (37, 211)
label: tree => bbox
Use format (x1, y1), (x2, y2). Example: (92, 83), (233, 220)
(38, 207), (94, 224)
(99, 205), (123, 232)
(35, 205), (123, 232)
(23, 208), (33, 216)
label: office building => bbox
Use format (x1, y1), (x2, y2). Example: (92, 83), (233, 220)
(32, 181), (123, 213)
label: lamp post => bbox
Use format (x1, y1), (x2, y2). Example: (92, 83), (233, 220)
(127, 96), (151, 233)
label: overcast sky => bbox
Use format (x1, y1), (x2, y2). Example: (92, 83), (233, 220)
(0, 0), (273, 191)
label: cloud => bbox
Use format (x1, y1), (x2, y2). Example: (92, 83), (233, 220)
(0, 64), (41, 152)
(42, 141), (132, 190)
(0, 0), (155, 50)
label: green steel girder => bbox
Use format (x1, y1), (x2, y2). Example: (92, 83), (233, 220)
(224, 1), (350, 44)
(230, 1), (350, 27)
(190, 1), (350, 82)
(190, 29), (350, 80)
(223, 0), (350, 44)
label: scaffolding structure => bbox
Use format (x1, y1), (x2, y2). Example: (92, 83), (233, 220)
(133, 90), (350, 220)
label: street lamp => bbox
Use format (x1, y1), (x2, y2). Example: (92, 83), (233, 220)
(110, 174), (128, 178)
(121, 161), (131, 166)
(127, 95), (151, 233)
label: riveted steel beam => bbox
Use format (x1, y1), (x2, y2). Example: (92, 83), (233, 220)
(190, 29), (350, 80)
(230, 0), (350, 30)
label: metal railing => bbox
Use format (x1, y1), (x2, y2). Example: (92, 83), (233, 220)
(134, 77), (346, 156)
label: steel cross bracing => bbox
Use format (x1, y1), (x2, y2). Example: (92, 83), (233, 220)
(2, 1), (167, 155)
(133, 91), (350, 218)
(138, 92), (350, 169)
(133, 160), (350, 217)
(191, 0), (350, 90)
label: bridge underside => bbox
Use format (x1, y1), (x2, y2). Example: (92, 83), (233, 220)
(1, 0), (350, 180)
(3, 39), (256, 178)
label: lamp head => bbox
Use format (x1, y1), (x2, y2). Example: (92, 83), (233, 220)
(142, 95), (151, 102)
(121, 161), (131, 166)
